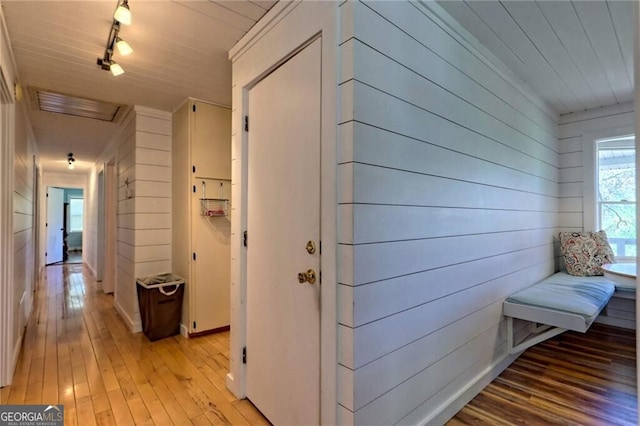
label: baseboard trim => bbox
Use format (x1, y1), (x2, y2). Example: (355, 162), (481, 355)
(188, 325), (230, 338)
(114, 300), (142, 333)
(422, 352), (520, 425)
(85, 262), (97, 280)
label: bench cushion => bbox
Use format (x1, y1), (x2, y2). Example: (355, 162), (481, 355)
(505, 272), (615, 327)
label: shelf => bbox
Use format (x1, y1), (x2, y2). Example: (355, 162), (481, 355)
(201, 198), (229, 217)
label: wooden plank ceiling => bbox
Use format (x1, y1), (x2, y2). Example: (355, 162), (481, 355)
(2, 1), (634, 171)
(438, 0), (634, 115)
(1, 0), (275, 172)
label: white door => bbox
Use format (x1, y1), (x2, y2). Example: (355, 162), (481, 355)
(246, 38), (321, 425)
(45, 187), (64, 265)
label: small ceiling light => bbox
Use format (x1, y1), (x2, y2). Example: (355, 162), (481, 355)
(110, 61), (125, 76)
(114, 0), (131, 25)
(115, 37), (133, 56)
(67, 153), (76, 170)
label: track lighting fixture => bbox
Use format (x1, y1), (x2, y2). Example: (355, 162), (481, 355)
(114, 0), (131, 25)
(97, 0), (133, 76)
(67, 153), (76, 170)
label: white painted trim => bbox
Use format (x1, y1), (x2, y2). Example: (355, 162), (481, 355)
(560, 101), (635, 125)
(423, 352), (520, 425)
(172, 97), (231, 114)
(0, 67), (14, 388)
(133, 105), (172, 120)
(115, 299), (142, 333)
(40, 176), (87, 271)
(582, 126), (635, 232)
(85, 262), (97, 280)
(228, 1), (301, 61)
(228, 2), (338, 424)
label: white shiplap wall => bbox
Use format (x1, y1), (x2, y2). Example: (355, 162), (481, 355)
(12, 99), (37, 371)
(558, 101), (635, 232)
(338, 2), (559, 424)
(85, 135), (117, 283)
(558, 101), (635, 330)
(115, 106), (172, 332)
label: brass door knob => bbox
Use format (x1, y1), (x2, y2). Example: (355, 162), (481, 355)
(297, 269), (317, 284)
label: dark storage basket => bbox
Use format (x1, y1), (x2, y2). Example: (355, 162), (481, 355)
(136, 273), (184, 341)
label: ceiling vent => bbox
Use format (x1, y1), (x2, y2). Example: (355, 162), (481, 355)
(30, 87), (126, 122)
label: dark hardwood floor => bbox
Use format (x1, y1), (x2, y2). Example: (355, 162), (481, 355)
(448, 323), (637, 425)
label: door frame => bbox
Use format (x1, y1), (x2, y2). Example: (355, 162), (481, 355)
(97, 169), (105, 281)
(102, 161), (117, 294)
(228, 2), (338, 423)
(0, 66), (15, 387)
(39, 174), (86, 273)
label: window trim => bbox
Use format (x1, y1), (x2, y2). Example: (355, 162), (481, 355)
(68, 196), (84, 233)
(583, 127), (635, 259)
(582, 127), (635, 232)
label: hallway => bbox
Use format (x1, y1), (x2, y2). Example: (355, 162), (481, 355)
(0, 264), (268, 425)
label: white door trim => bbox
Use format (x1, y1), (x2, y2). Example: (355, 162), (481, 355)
(228, 2), (338, 424)
(39, 173), (86, 273)
(0, 68), (15, 387)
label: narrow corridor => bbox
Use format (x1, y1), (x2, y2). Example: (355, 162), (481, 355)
(0, 264), (268, 425)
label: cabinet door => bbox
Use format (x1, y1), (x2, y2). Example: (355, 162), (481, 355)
(191, 102), (231, 180)
(190, 182), (231, 333)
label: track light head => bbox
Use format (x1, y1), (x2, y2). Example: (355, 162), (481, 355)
(116, 37), (133, 56)
(114, 0), (131, 25)
(109, 61), (125, 76)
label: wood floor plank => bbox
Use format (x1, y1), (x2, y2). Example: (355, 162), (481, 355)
(449, 323), (637, 425)
(5, 263), (267, 425)
(106, 389), (135, 426)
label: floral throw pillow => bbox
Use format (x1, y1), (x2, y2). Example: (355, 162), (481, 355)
(558, 231), (615, 276)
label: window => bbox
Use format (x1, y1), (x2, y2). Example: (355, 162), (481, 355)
(69, 198), (83, 232)
(596, 136), (635, 258)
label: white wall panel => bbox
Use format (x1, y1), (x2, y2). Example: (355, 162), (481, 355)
(339, 1), (560, 423)
(113, 107), (172, 332)
(558, 102), (635, 233)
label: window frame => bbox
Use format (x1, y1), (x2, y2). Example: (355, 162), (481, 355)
(68, 196), (84, 233)
(583, 127), (636, 260)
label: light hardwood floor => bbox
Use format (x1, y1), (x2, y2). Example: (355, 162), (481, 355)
(1, 263), (270, 426)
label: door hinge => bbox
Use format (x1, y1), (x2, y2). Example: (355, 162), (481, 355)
(45, 252), (47, 257)
(243, 231), (248, 247)
(242, 347), (247, 364)
(45, 222), (48, 227)
(244, 115), (249, 132)
(192, 104), (196, 112)
(319, 240), (322, 254)
(46, 193), (48, 197)
(193, 321), (197, 329)
(192, 165), (196, 174)
(193, 185), (196, 193)
(193, 252), (196, 261)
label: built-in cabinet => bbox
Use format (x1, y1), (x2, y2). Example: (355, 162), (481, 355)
(172, 99), (231, 335)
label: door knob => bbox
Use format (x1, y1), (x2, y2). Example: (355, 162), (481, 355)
(297, 269), (317, 285)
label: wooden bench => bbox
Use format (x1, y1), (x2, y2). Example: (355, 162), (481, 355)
(503, 272), (616, 354)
